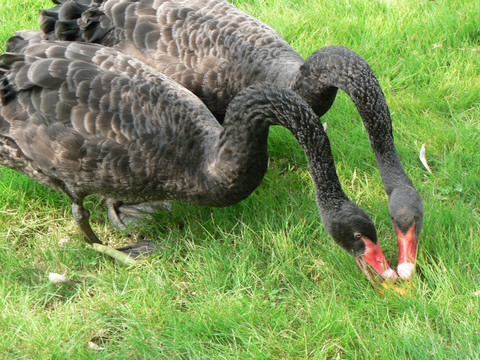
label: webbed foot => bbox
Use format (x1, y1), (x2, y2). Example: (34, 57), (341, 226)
(106, 199), (172, 229)
(71, 202), (161, 265)
(92, 241), (161, 265)
(115, 241), (159, 258)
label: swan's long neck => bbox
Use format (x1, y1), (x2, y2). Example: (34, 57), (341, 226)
(296, 46), (413, 196)
(215, 84), (349, 211)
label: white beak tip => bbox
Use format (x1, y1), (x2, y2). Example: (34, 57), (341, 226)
(383, 269), (397, 280)
(398, 263), (415, 279)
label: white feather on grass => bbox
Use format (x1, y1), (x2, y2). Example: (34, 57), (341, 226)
(419, 143), (432, 174)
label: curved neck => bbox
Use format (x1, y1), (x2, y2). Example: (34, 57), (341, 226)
(214, 84), (349, 210)
(296, 46), (413, 196)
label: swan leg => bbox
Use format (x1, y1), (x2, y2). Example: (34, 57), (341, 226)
(71, 203), (103, 245)
(72, 202), (160, 259)
(106, 198), (172, 230)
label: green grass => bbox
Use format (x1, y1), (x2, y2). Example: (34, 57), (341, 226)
(1, 0), (480, 358)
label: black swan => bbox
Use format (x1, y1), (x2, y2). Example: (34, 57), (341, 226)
(0, 37), (397, 280)
(37, 0), (423, 279)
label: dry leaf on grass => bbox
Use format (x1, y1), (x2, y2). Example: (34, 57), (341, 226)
(87, 341), (105, 351)
(48, 272), (72, 284)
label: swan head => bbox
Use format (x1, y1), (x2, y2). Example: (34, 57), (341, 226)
(389, 186), (424, 279)
(323, 201), (397, 282)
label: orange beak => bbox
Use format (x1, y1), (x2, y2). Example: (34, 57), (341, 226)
(396, 225), (417, 279)
(356, 238), (397, 282)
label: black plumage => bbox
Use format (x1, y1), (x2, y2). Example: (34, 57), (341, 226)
(0, 38), (395, 279)
(37, 0), (423, 278)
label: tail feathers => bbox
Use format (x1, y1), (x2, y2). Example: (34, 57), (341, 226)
(57, 0), (90, 19)
(0, 62), (20, 106)
(14, 30), (47, 42)
(0, 52), (26, 69)
(6, 35), (31, 53)
(56, 19), (85, 41)
(0, 38), (29, 105)
(81, 8), (113, 43)
(39, 8), (60, 34)
(40, 0), (91, 40)
(0, 80), (17, 106)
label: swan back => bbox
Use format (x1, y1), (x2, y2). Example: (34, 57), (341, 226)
(40, 0), (303, 118)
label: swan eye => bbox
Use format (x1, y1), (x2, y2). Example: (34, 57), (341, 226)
(354, 232), (362, 239)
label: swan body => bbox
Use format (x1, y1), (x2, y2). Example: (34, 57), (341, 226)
(0, 38), (396, 280)
(36, 0), (423, 279)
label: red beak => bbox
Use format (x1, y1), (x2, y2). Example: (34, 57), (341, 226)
(356, 238), (397, 282)
(396, 225), (417, 279)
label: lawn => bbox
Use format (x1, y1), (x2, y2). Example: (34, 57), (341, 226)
(0, 0), (479, 358)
